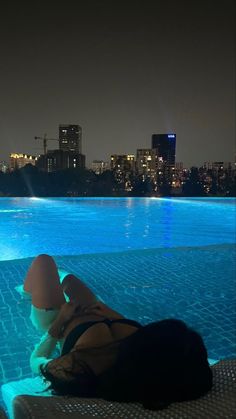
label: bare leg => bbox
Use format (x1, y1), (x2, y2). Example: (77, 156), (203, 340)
(62, 274), (98, 310)
(24, 254), (66, 332)
(24, 254), (99, 331)
(24, 254), (65, 309)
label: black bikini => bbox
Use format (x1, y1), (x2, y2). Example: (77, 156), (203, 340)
(62, 318), (142, 356)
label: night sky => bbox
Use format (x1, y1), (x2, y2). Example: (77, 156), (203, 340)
(0, 0), (235, 167)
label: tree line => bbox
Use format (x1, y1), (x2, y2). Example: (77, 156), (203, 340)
(0, 164), (235, 197)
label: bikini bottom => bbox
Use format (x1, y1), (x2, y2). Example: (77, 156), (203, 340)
(62, 318), (142, 355)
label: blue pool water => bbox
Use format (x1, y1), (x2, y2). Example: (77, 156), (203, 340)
(0, 197), (235, 411)
(0, 197), (235, 260)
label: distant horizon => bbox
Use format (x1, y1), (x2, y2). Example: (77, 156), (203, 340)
(1, 127), (235, 169)
(1, 144), (235, 170)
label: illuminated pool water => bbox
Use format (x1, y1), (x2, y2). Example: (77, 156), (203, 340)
(0, 197), (235, 411)
(0, 197), (235, 260)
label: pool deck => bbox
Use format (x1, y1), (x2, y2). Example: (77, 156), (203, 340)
(0, 244), (235, 408)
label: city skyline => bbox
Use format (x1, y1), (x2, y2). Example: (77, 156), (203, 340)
(1, 127), (236, 169)
(0, 0), (235, 166)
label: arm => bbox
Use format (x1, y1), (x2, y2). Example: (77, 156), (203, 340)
(30, 331), (59, 375)
(84, 301), (125, 319)
(30, 302), (78, 374)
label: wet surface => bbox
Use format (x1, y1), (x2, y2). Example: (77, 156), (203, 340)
(0, 243), (235, 408)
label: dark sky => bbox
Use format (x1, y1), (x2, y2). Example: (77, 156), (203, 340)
(0, 0), (235, 167)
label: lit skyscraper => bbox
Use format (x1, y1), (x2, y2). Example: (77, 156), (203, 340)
(59, 124), (82, 154)
(136, 149), (158, 178)
(110, 154), (135, 185)
(151, 134), (176, 166)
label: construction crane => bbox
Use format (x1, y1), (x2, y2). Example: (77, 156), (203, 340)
(34, 134), (59, 155)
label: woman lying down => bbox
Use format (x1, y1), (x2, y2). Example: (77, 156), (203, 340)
(20, 254), (213, 411)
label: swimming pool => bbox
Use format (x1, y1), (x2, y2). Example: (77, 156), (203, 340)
(0, 197), (235, 409)
(0, 197), (235, 260)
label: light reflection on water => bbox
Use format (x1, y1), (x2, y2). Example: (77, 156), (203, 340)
(0, 197), (235, 261)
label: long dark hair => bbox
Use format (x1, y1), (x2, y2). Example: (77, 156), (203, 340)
(41, 319), (213, 410)
(96, 319), (213, 409)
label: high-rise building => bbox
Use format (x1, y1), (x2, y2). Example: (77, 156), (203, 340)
(91, 160), (110, 174)
(203, 161), (232, 171)
(36, 150), (85, 173)
(110, 154), (135, 185)
(110, 155), (135, 171)
(9, 153), (38, 171)
(59, 124), (82, 154)
(110, 155), (135, 173)
(151, 134), (176, 166)
(136, 149), (158, 178)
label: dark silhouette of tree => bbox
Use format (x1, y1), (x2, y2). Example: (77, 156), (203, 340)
(93, 170), (117, 196)
(155, 167), (172, 197)
(182, 167), (205, 196)
(0, 171), (6, 195)
(132, 176), (153, 196)
(0, 164), (234, 197)
(210, 174), (218, 195)
(224, 172), (236, 196)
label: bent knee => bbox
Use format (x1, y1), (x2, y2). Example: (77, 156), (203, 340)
(36, 253), (52, 261)
(61, 274), (75, 287)
(34, 254), (54, 265)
